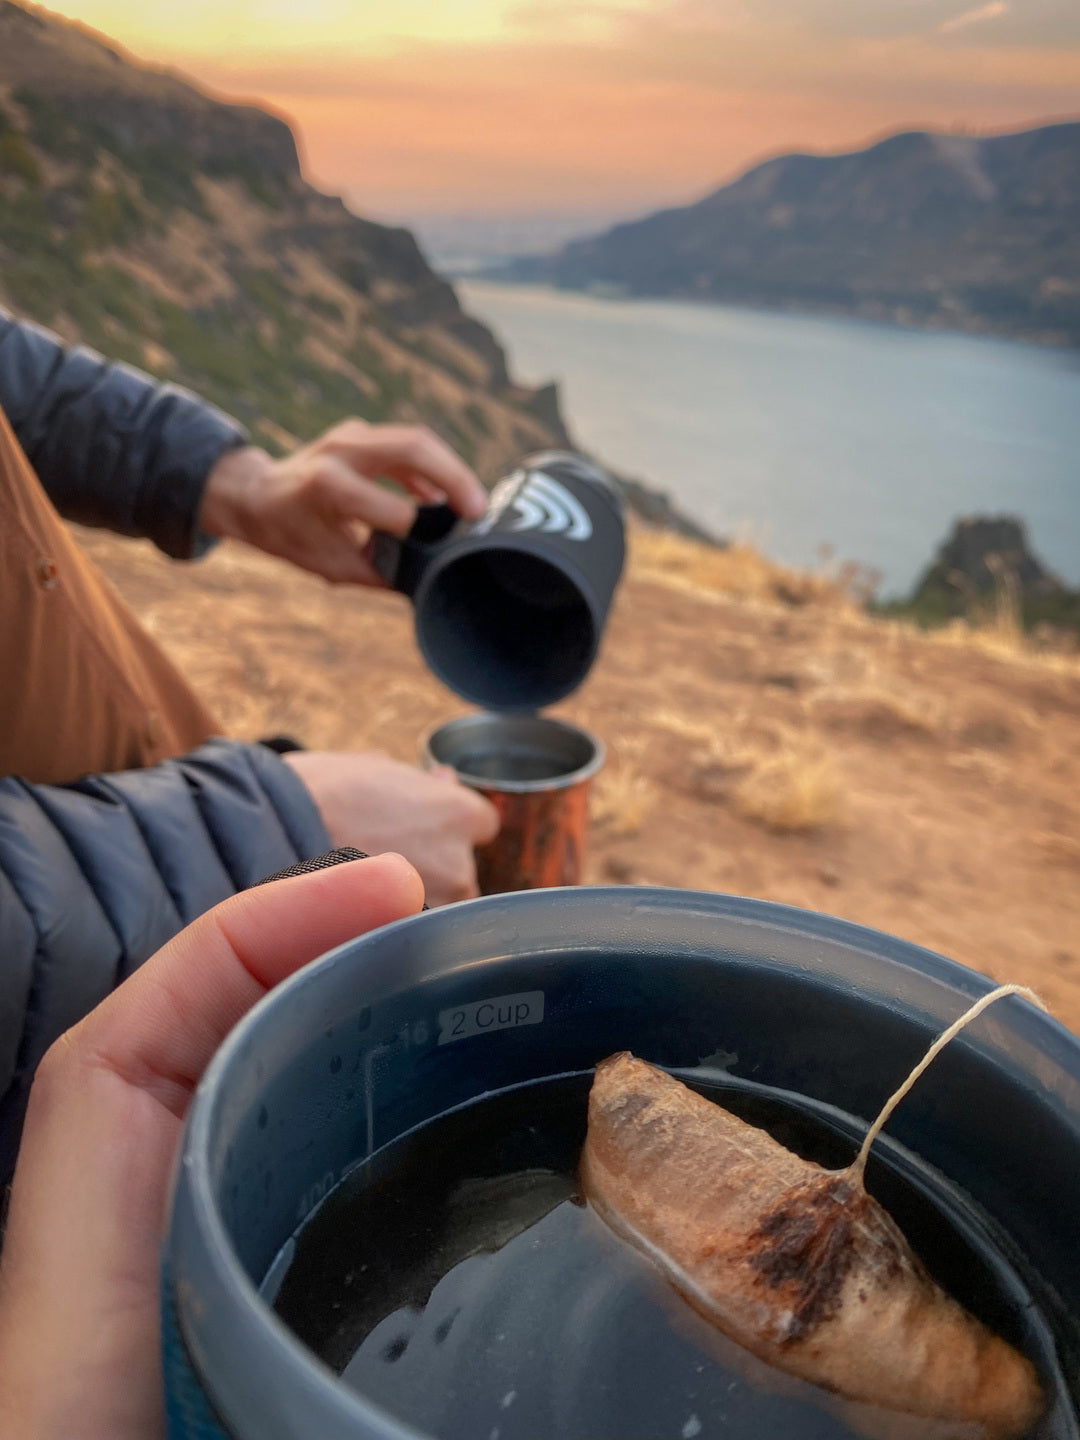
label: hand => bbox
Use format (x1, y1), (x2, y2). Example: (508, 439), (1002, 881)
(198, 421), (487, 584)
(0, 854), (424, 1440)
(284, 750), (499, 906)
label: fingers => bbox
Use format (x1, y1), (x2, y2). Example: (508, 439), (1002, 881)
(317, 421), (487, 521)
(273, 520), (386, 587)
(425, 764), (501, 846)
(72, 854), (424, 1116)
(313, 455), (417, 538)
(468, 790), (501, 845)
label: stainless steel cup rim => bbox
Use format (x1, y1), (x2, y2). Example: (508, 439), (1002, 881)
(422, 712), (605, 794)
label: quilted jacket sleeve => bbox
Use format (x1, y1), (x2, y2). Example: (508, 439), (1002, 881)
(0, 306), (247, 559)
(0, 738), (329, 1189)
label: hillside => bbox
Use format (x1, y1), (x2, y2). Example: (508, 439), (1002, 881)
(74, 521), (1080, 1036)
(0, 0), (567, 475)
(505, 123), (1080, 348)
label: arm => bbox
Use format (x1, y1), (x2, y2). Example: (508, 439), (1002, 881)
(0, 306), (488, 577)
(0, 738), (330, 1188)
(0, 305), (246, 559)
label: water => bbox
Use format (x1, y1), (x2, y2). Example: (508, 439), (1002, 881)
(273, 1073), (1075, 1440)
(460, 283), (1080, 598)
(453, 749), (573, 783)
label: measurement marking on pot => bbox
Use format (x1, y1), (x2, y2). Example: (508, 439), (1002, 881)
(362, 1022), (432, 1156)
(438, 991), (545, 1045)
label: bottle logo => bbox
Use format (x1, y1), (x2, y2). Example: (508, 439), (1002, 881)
(475, 470), (593, 542)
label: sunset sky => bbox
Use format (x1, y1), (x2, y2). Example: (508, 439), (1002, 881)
(45, 0), (1080, 225)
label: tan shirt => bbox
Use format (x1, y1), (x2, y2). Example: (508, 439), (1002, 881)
(0, 404), (219, 784)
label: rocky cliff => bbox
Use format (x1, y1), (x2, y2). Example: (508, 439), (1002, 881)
(885, 515), (1080, 635)
(0, 0), (569, 475)
(505, 123), (1080, 348)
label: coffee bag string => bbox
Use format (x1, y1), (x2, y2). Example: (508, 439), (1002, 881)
(848, 982), (1049, 1185)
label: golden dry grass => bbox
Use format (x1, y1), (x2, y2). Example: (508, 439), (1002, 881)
(732, 747), (847, 834)
(589, 732), (658, 839)
(1036, 832), (1080, 869)
(591, 766), (659, 840)
(633, 525), (1080, 674)
(809, 680), (946, 740)
(629, 526), (856, 610)
(644, 706), (846, 834)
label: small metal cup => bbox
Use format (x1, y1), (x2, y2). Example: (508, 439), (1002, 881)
(423, 713), (604, 893)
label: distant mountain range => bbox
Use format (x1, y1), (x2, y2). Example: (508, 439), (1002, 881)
(499, 123), (1080, 348)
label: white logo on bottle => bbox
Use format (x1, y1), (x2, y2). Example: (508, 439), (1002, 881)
(474, 470), (593, 542)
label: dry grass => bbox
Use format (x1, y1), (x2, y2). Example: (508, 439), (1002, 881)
(1036, 832), (1080, 870)
(809, 682), (945, 740)
(629, 527), (855, 610)
(928, 617), (1080, 670)
(644, 707), (758, 768)
(916, 564), (1080, 674)
(732, 747), (847, 834)
(591, 765), (658, 839)
(644, 706), (847, 833)
(635, 524), (1080, 676)
(590, 733), (658, 840)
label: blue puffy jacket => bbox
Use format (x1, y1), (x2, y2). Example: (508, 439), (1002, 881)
(0, 310), (331, 1187)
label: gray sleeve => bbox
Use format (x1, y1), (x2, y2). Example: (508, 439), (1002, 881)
(0, 305), (248, 559)
(0, 740), (330, 1186)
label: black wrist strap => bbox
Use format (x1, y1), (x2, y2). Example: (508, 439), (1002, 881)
(251, 848), (430, 910)
(257, 735), (305, 755)
(252, 847), (369, 886)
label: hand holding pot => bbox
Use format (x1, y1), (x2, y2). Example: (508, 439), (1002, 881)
(0, 854), (423, 1440)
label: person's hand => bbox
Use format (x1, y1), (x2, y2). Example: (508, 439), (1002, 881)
(197, 422), (487, 584)
(0, 853), (424, 1440)
(283, 750), (499, 906)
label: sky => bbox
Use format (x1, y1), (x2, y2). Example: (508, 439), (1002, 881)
(44, 0), (1080, 226)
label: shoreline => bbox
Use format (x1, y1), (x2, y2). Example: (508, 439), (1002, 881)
(459, 278), (1080, 359)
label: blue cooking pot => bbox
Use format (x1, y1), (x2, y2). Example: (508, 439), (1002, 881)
(163, 888), (1080, 1438)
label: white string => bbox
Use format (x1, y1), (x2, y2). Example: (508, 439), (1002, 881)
(847, 983), (1048, 1184)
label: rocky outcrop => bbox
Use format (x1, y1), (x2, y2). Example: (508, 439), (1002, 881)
(892, 515), (1079, 636)
(917, 516), (1064, 604)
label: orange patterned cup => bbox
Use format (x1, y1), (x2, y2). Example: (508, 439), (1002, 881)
(423, 713), (604, 893)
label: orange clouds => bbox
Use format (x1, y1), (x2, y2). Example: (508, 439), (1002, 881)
(43, 0), (1080, 216)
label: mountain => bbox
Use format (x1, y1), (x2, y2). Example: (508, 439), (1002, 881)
(0, 0), (569, 475)
(503, 123), (1080, 348)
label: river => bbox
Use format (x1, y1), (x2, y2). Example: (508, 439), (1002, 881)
(460, 282), (1080, 597)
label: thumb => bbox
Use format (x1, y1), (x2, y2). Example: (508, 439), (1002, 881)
(76, 852), (424, 1116)
(0, 855), (422, 1440)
